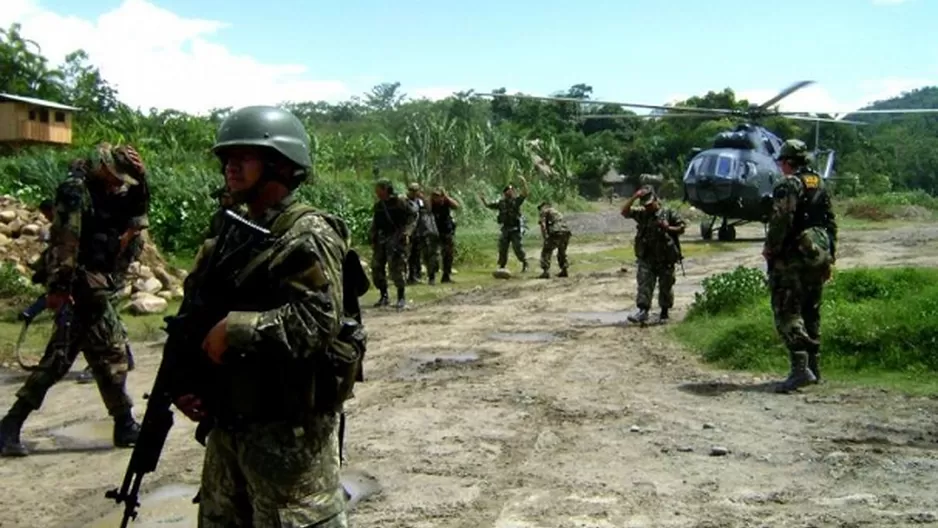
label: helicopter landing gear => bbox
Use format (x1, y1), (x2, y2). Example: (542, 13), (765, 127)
(700, 218), (715, 240)
(717, 222), (737, 242)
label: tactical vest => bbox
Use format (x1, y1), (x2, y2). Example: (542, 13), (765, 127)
(77, 180), (143, 274)
(789, 169), (833, 241)
(205, 201), (368, 427)
(432, 202), (456, 235)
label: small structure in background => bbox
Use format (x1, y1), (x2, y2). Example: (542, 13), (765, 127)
(0, 92), (80, 147)
(602, 169), (664, 199)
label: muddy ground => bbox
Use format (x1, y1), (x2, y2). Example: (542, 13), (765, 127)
(2, 210), (938, 528)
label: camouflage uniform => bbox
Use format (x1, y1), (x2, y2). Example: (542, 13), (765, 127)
(537, 203), (571, 278)
(176, 106), (362, 527)
(765, 139), (837, 393)
(406, 183), (440, 284)
(623, 187), (685, 323)
(0, 144), (146, 457)
(371, 181), (418, 308)
(430, 188), (459, 283)
(483, 187), (528, 271)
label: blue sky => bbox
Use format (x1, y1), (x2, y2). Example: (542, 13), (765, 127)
(5, 0), (937, 114)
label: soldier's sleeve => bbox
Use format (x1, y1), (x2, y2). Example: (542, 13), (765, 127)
(764, 179), (800, 256)
(402, 197), (419, 236)
(623, 207), (640, 221)
(225, 214), (346, 361)
(484, 199), (499, 210)
(45, 178), (86, 294)
(669, 209), (687, 234)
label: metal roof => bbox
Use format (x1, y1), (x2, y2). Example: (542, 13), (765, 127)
(0, 92), (81, 111)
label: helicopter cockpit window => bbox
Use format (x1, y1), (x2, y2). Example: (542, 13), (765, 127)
(744, 161), (757, 178)
(715, 155), (735, 177)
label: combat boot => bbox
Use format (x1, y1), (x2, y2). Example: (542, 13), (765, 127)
(113, 411), (141, 448)
(538, 270), (550, 279)
(395, 287), (406, 310)
(373, 289), (389, 307)
(628, 307), (649, 324)
(441, 273), (453, 284)
(558, 268), (568, 278)
(659, 308), (669, 322)
(807, 345), (821, 383)
(76, 365), (94, 384)
(0, 399), (33, 457)
(775, 351), (817, 394)
(428, 274), (436, 286)
(521, 260), (528, 273)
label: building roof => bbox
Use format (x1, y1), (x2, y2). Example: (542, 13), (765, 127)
(0, 92), (81, 111)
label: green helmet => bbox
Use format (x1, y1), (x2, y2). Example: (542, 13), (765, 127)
(211, 106), (312, 169)
(777, 139), (809, 162)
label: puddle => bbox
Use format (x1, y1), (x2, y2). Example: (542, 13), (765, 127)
(85, 471), (379, 527)
(487, 332), (558, 343)
(566, 312), (631, 326)
(86, 484), (198, 528)
(396, 350), (487, 380)
(43, 419), (115, 452)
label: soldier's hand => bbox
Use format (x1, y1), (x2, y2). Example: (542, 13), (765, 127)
(633, 188), (646, 198)
(202, 317), (229, 364)
(46, 292), (72, 311)
(658, 220), (670, 231)
(174, 394), (207, 422)
(823, 265), (833, 282)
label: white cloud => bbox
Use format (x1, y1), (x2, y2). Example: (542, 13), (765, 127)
(1, 0), (352, 114)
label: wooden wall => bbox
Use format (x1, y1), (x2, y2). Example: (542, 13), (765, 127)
(0, 102), (73, 145)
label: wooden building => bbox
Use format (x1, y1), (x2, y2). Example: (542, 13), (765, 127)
(0, 93), (80, 146)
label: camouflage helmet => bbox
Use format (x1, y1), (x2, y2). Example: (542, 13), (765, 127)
(639, 184), (658, 205)
(407, 182), (420, 192)
(777, 139), (810, 162)
(211, 106), (312, 170)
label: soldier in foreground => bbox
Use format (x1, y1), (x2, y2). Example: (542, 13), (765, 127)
(405, 182), (440, 284)
(430, 187), (459, 283)
(479, 176), (530, 274)
(0, 144), (146, 457)
(537, 201), (571, 278)
(621, 186), (686, 324)
(763, 139), (837, 393)
(170, 106), (363, 526)
(205, 185), (246, 239)
(371, 179), (417, 308)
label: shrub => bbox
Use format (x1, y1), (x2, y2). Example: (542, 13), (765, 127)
(685, 265), (768, 320)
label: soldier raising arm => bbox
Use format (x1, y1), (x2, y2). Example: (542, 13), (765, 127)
(478, 175), (530, 273)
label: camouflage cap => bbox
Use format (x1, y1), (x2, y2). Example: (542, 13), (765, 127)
(777, 139), (809, 161)
(408, 182), (420, 192)
(90, 143), (139, 186)
(431, 187), (445, 196)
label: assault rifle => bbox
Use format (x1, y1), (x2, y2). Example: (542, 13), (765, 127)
(15, 295), (73, 371)
(105, 210), (271, 527)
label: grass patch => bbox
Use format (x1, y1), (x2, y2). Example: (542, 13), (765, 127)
(838, 190), (938, 225)
(673, 265), (938, 394)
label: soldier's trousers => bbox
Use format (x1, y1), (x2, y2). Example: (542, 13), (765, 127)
(497, 228), (526, 268)
(198, 414), (347, 528)
(540, 232), (571, 271)
(371, 240), (406, 291)
(435, 232), (455, 277)
(769, 265), (825, 352)
(636, 259), (676, 310)
(15, 292), (133, 416)
(408, 234), (440, 279)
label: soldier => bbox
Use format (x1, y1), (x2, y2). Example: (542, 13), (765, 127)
(371, 179), (417, 309)
(429, 187), (459, 283)
(479, 176), (530, 273)
(621, 185), (686, 324)
(537, 201), (571, 278)
(763, 139), (837, 393)
(405, 182), (440, 284)
(171, 106), (364, 527)
(0, 143), (146, 457)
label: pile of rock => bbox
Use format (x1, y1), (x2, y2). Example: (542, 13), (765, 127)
(0, 195), (188, 315)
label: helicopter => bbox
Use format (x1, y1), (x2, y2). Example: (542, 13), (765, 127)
(476, 81), (938, 241)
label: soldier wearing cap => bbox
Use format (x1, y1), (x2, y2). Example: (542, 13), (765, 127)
(621, 185), (686, 324)
(764, 139), (838, 393)
(0, 143), (148, 457)
(478, 176), (530, 273)
(405, 182), (439, 284)
(371, 179), (417, 308)
(429, 187), (460, 283)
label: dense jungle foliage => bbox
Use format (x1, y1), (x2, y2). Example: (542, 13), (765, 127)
(2, 22), (938, 254)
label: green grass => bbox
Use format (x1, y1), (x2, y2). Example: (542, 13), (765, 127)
(673, 265), (938, 394)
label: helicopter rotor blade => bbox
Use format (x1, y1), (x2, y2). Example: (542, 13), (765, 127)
(578, 113), (726, 120)
(756, 80), (815, 111)
(836, 108), (938, 114)
(473, 92), (737, 115)
(783, 115), (867, 125)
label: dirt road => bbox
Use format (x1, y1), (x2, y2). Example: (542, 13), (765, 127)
(2, 219), (938, 528)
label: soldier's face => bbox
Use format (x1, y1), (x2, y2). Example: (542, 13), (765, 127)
(223, 147), (264, 194)
(777, 158), (793, 175)
(504, 187), (515, 198)
(407, 190), (417, 199)
(375, 185), (389, 200)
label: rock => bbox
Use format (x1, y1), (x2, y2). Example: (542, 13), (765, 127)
(709, 446), (730, 456)
(0, 233), (9, 246)
(134, 277), (163, 294)
(0, 210), (16, 223)
(7, 219), (22, 236)
(702, 423), (715, 430)
(492, 268), (512, 280)
(630, 425), (642, 433)
(154, 268), (175, 288)
(20, 224), (40, 237)
(137, 264), (155, 279)
(157, 290), (174, 300)
(676, 446), (694, 453)
(128, 293), (169, 315)
(172, 286), (185, 298)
